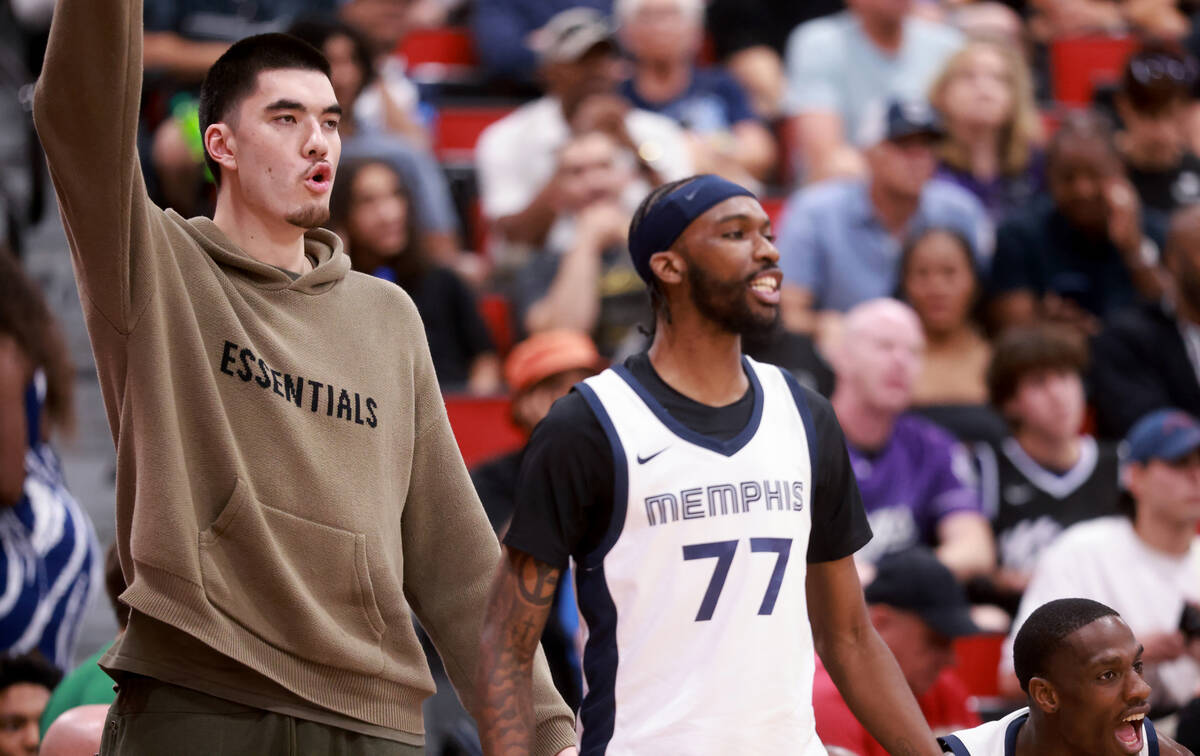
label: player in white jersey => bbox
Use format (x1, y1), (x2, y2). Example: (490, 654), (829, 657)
(939, 598), (1193, 756)
(475, 174), (946, 755)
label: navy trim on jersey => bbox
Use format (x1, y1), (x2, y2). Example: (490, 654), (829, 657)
(939, 734), (971, 755)
(1004, 711), (1027, 756)
(573, 381), (628, 756)
(576, 382), (630, 567)
(610, 357), (764, 457)
(1146, 717), (1159, 756)
(779, 368), (819, 475)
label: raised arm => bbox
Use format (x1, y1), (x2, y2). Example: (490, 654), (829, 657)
(807, 556), (943, 756)
(476, 547), (567, 756)
(33, 0), (158, 333)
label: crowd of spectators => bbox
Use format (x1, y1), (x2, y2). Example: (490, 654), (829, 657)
(4, 0), (1200, 750)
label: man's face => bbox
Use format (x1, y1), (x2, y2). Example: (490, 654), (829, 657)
(223, 68), (342, 230)
(0, 683), (49, 756)
(1048, 140), (1120, 235)
(674, 196), (781, 337)
(1006, 369), (1085, 443)
(546, 45), (623, 115)
(1119, 98), (1185, 168)
(621, 0), (701, 62)
(324, 34), (366, 112)
(874, 607), (956, 696)
(1128, 448), (1200, 525)
(869, 136), (937, 200)
(347, 163), (409, 260)
(557, 133), (630, 212)
(839, 308), (925, 414)
(1042, 616), (1151, 756)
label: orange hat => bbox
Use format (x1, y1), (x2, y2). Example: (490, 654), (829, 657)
(505, 330), (604, 394)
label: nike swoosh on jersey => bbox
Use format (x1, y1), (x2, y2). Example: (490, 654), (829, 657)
(636, 448), (668, 464)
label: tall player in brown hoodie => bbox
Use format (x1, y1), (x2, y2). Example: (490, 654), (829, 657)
(32, 0), (576, 753)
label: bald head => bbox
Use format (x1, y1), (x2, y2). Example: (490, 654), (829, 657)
(833, 299), (925, 416)
(39, 705), (108, 756)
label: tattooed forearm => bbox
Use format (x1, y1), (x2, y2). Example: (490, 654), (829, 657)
(477, 547), (563, 756)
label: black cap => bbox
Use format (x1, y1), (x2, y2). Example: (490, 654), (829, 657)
(857, 99), (945, 147)
(864, 549), (980, 638)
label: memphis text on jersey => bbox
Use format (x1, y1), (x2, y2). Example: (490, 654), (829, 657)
(645, 480), (806, 527)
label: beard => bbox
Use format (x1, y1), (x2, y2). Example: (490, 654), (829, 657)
(686, 262), (781, 338)
(286, 203), (330, 230)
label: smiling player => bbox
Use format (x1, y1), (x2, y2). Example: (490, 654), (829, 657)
(476, 174), (947, 755)
(940, 598), (1194, 756)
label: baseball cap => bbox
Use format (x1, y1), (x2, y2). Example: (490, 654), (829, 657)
(856, 99), (945, 149)
(1123, 408), (1200, 464)
(533, 7), (615, 65)
(504, 330), (603, 394)
(864, 549), (980, 638)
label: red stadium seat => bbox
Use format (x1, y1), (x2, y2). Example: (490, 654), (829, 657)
(479, 293), (514, 357)
(760, 196), (786, 229)
(434, 105), (516, 164)
(443, 395), (526, 467)
(1049, 35), (1138, 106)
(952, 634), (1005, 698)
(398, 27), (479, 85)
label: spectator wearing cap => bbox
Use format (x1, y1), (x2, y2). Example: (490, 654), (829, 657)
(1116, 45), (1200, 215)
(989, 111), (1168, 334)
(782, 0), (963, 183)
(615, 0), (776, 187)
(509, 131), (652, 359)
(472, 330), (604, 533)
(998, 408), (1200, 712)
(1092, 204), (1200, 438)
(775, 100), (991, 337)
(814, 548), (982, 756)
(475, 7), (692, 267)
(471, 0), (611, 86)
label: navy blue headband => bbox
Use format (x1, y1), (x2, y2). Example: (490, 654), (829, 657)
(628, 175), (756, 283)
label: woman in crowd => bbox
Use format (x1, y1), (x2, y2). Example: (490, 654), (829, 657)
(330, 159), (502, 395)
(929, 38), (1044, 225)
(0, 252), (101, 670)
(899, 227), (1005, 443)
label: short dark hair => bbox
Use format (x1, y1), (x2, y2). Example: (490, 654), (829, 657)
(197, 33), (332, 184)
(0, 653), (62, 692)
(987, 324), (1088, 412)
(1119, 43), (1196, 116)
(628, 176), (702, 321)
(1013, 598), (1120, 693)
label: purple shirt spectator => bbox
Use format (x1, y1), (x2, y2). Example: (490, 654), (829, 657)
(847, 414), (981, 564)
(934, 153), (1045, 226)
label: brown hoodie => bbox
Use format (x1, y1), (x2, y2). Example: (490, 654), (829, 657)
(32, 0), (574, 750)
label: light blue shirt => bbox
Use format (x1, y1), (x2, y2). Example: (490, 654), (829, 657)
(784, 12), (963, 143)
(777, 178), (993, 312)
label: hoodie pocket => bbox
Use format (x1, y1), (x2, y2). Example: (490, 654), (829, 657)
(199, 478), (387, 675)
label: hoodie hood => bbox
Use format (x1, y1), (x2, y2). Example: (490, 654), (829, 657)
(171, 210), (351, 295)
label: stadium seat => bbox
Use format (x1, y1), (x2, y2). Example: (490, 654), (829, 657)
(433, 105), (516, 165)
(1049, 35), (1137, 106)
(760, 196), (786, 229)
(952, 633), (1005, 698)
(443, 394), (526, 467)
(479, 293), (515, 357)
(398, 27), (479, 84)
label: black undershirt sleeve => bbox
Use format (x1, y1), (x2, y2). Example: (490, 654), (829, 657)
(503, 389), (615, 570)
(802, 389), (873, 563)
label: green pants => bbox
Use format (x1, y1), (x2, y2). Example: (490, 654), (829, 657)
(99, 677), (423, 756)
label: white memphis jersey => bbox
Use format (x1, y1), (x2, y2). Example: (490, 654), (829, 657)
(939, 707), (1160, 756)
(572, 358), (825, 756)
